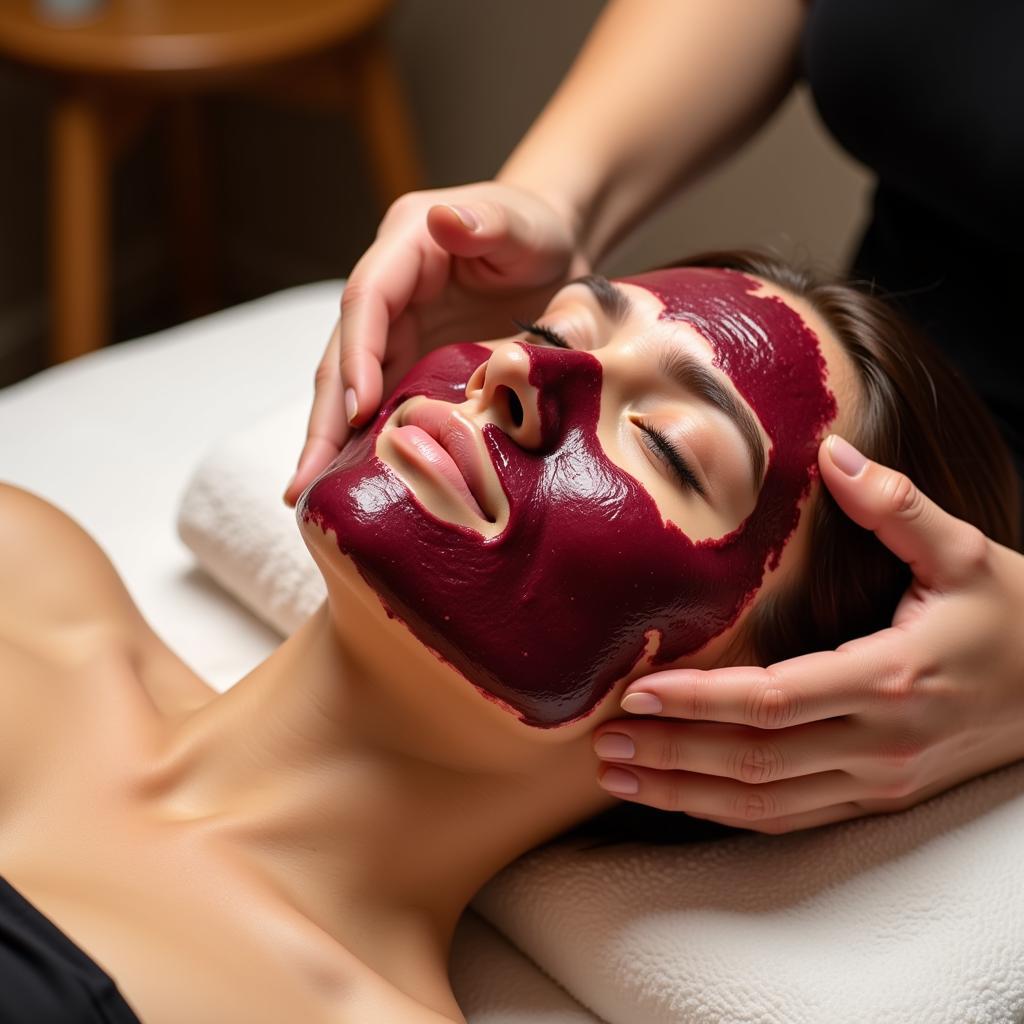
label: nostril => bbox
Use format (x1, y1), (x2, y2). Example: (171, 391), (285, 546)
(498, 385), (524, 428)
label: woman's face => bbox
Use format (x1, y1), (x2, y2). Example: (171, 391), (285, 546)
(298, 268), (854, 731)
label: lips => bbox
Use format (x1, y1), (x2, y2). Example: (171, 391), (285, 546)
(393, 400), (498, 522)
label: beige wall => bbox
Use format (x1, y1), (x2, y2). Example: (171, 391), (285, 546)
(0, 0), (873, 387)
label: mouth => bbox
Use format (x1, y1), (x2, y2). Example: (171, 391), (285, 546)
(386, 398), (501, 524)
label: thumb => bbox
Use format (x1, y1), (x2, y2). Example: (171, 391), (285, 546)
(425, 201), (545, 273)
(818, 434), (988, 589)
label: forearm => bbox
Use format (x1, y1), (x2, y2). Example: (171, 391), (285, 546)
(497, 0), (806, 264)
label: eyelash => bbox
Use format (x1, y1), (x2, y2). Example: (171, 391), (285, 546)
(635, 418), (707, 498)
(512, 319), (571, 349)
(513, 318), (704, 499)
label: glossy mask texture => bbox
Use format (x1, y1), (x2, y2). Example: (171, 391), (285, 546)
(299, 268), (835, 727)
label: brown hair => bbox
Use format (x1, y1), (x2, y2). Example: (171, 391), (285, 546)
(557, 249), (1021, 849)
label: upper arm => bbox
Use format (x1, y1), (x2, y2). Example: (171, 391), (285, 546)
(0, 483), (145, 649)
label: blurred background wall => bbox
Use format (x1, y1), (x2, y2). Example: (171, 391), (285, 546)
(0, 0), (871, 389)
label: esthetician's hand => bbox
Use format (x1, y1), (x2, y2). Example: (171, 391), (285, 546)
(283, 181), (589, 505)
(593, 434), (1024, 833)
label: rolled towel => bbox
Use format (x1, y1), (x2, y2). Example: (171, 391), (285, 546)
(176, 399), (325, 636)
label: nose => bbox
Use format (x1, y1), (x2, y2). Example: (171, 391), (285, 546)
(465, 342), (545, 449)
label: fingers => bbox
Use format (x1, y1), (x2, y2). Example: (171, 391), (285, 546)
(378, 308), (421, 398)
(616, 642), (895, 728)
(303, 183), (579, 498)
(336, 207), (456, 427)
(683, 801), (866, 835)
(425, 200), (543, 279)
(595, 760), (862, 832)
(337, 249), (405, 428)
(284, 318), (350, 507)
(592, 717), (860, 786)
(338, 201), (498, 430)
(338, 187), (578, 429)
(425, 202), (491, 258)
(336, 210), (475, 431)
(819, 434), (990, 589)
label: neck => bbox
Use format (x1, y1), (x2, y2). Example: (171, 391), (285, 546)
(142, 603), (612, 1018)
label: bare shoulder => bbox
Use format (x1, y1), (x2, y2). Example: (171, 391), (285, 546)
(0, 482), (147, 653)
(0, 482), (216, 780)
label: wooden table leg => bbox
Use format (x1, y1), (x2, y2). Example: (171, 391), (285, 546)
(50, 85), (109, 364)
(350, 29), (424, 210)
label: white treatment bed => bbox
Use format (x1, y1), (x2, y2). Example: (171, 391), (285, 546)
(3, 283), (1024, 1024)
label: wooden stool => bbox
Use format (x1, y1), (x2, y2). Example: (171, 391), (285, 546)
(0, 0), (423, 364)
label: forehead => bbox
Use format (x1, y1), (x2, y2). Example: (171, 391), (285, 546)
(613, 268), (856, 434)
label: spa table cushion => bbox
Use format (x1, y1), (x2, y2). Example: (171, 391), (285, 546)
(0, 282), (597, 1024)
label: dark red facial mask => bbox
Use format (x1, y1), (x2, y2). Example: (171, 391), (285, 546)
(299, 268), (835, 727)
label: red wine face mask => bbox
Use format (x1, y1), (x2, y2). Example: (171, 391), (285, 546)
(299, 268), (836, 727)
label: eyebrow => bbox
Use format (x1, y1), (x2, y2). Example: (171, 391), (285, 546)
(568, 274), (633, 324)
(571, 274), (767, 491)
(656, 346), (768, 490)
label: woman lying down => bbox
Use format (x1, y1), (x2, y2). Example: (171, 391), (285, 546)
(0, 251), (1017, 1023)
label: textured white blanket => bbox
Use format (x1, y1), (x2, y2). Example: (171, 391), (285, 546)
(177, 397), (1024, 1024)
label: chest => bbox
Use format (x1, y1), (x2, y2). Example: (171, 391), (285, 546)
(0, 642), (357, 1024)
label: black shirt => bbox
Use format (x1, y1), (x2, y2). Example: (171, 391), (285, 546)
(0, 874), (142, 1023)
(802, 0), (1024, 477)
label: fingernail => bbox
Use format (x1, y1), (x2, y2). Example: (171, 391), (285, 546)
(447, 204), (480, 231)
(620, 692), (662, 715)
(345, 387), (358, 425)
(827, 434), (867, 477)
(598, 767), (639, 795)
(594, 733), (635, 759)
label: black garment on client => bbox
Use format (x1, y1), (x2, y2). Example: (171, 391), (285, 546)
(0, 875), (142, 1023)
(803, 0), (1024, 497)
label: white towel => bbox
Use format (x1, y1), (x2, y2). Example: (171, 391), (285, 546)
(177, 400), (326, 637)
(177, 401), (1024, 1024)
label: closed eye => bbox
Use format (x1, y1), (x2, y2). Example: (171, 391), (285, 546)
(512, 319), (572, 349)
(635, 418), (707, 499)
